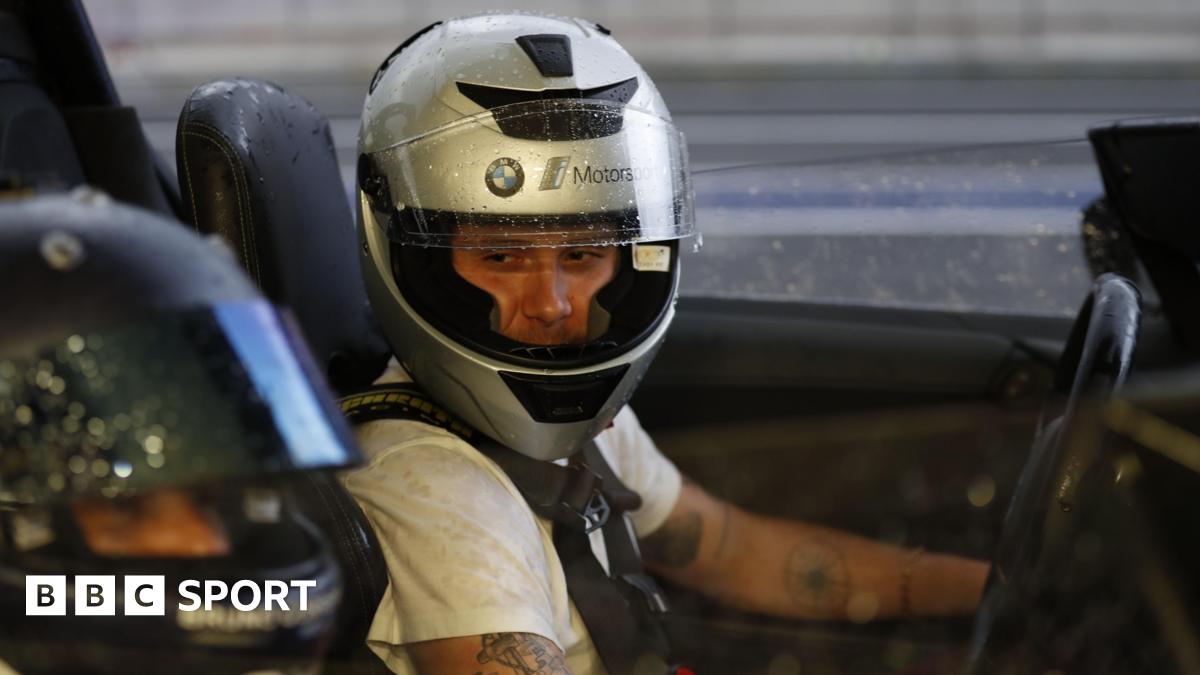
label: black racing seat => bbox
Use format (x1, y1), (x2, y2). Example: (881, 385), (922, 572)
(1, 1), (179, 216)
(0, 5), (86, 189)
(176, 77), (391, 674)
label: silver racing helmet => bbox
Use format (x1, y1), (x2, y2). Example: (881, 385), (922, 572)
(357, 13), (695, 460)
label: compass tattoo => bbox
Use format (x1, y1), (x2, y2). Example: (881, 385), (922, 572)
(784, 540), (851, 615)
(474, 633), (570, 675)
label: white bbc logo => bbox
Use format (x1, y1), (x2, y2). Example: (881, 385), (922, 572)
(26, 575), (165, 616)
(25, 575), (65, 616)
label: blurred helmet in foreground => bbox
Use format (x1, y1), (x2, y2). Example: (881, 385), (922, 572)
(0, 191), (358, 674)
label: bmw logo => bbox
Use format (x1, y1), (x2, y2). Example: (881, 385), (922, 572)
(485, 157), (524, 198)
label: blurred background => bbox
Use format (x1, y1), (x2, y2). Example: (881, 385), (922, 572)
(82, 0), (1200, 177)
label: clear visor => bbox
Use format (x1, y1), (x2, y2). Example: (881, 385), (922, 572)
(363, 99), (695, 248)
(0, 300), (360, 506)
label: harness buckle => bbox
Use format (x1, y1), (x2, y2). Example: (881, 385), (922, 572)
(569, 489), (610, 534)
(557, 461), (611, 533)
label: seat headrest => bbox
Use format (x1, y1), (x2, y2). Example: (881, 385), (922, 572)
(176, 77), (389, 391)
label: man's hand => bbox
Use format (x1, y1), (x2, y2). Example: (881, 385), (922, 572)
(641, 478), (989, 621)
(407, 632), (573, 675)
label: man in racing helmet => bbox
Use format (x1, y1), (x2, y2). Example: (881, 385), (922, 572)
(347, 13), (989, 674)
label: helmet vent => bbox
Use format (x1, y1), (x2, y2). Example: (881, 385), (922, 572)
(509, 341), (619, 361)
(457, 78), (638, 110)
(516, 34), (573, 77)
(499, 364), (630, 423)
(455, 78), (641, 141)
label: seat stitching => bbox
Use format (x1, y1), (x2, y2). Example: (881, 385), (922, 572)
(175, 127), (260, 284)
(325, 479), (374, 625)
(187, 120), (264, 287)
(182, 123), (260, 283)
(178, 129), (260, 285)
(305, 474), (370, 624)
(178, 130), (250, 274)
(306, 472), (372, 627)
(178, 103), (202, 232)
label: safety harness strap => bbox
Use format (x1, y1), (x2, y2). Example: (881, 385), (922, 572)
(339, 384), (682, 674)
(339, 385), (618, 528)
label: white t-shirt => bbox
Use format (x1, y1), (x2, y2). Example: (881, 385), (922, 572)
(339, 362), (683, 675)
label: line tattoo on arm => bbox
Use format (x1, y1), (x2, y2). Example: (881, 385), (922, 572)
(474, 633), (569, 675)
(784, 540), (850, 615)
(641, 512), (702, 568)
(714, 501), (733, 558)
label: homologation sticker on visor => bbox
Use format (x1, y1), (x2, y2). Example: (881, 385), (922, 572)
(633, 244), (671, 272)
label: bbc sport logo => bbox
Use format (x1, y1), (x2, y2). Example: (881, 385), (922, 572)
(26, 575), (317, 616)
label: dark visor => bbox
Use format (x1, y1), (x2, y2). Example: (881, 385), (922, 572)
(0, 300), (360, 505)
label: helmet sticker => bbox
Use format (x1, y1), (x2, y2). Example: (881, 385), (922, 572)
(632, 244), (671, 272)
(485, 157), (525, 197)
(539, 156), (571, 191)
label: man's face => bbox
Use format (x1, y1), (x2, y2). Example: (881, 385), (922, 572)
(72, 488), (230, 557)
(451, 239), (620, 345)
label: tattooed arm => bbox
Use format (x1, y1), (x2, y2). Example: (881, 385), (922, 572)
(407, 632), (573, 675)
(640, 479), (989, 621)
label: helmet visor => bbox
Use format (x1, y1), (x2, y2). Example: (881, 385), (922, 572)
(362, 99), (695, 248)
(0, 300), (360, 506)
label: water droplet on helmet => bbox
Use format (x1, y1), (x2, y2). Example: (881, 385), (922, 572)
(70, 185), (110, 206)
(39, 231), (86, 272)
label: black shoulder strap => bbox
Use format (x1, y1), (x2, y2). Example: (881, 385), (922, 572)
(340, 384), (612, 526)
(339, 383), (683, 674)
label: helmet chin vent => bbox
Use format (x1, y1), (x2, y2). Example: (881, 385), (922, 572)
(499, 364), (630, 423)
(509, 340), (618, 361)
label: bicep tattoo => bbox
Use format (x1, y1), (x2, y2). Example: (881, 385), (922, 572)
(474, 633), (570, 675)
(784, 540), (851, 615)
(640, 511), (702, 568)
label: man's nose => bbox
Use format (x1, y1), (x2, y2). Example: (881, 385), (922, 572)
(523, 267), (572, 323)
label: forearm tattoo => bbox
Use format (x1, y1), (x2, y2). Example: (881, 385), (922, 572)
(640, 512), (702, 568)
(474, 633), (569, 675)
(714, 501), (733, 558)
(784, 540), (850, 615)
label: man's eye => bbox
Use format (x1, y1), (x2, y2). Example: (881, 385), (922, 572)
(484, 252), (515, 263)
(565, 249), (602, 261)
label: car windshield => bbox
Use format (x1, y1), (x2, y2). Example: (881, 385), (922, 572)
(683, 140), (1101, 317)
